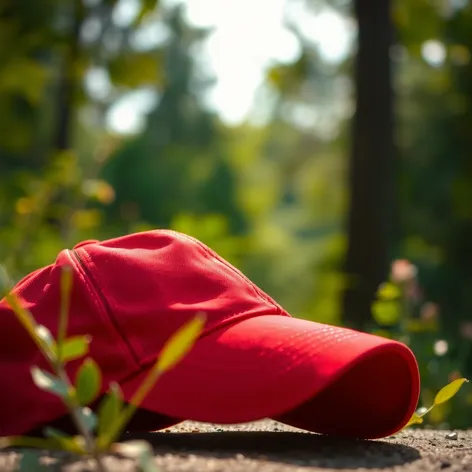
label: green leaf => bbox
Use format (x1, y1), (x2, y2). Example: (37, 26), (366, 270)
(404, 412), (424, 428)
(138, 445), (158, 472)
(43, 427), (70, 440)
(30, 367), (69, 399)
(18, 451), (47, 472)
(434, 378), (469, 406)
(97, 382), (124, 440)
(1, 435), (78, 452)
(101, 314), (206, 449)
(59, 336), (91, 363)
(5, 294), (49, 355)
(6, 294), (56, 364)
(43, 428), (86, 454)
(36, 325), (55, 348)
(76, 407), (97, 434)
(372, 300), (401, 326)
(377, 282), (401, 300)
(75, 358), (102, 405)
(156, 313), (206, 373)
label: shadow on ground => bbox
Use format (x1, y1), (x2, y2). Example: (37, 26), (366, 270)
(122, 430), (421, 469)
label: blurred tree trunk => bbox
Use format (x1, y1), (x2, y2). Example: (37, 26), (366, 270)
(341, 0), (395, 330)
(52, 0), (86, 241)
(54, 0), (84, 152)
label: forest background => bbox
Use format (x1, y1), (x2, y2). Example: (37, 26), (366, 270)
(1, 0), (472, 429)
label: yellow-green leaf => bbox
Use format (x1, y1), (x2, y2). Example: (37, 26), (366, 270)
(5, 293), (40, 344)
(156, 313), (206, 374)
(0, 435), (82, 452)
(372, 300), (401, 326)
(75, 358), (102, 405)
(59, 336), (91, 363)
(377, 282), (401, 300)
(97, 382), (124, 440)
(102, 314), (206, 449)
(434, 378), (469, 406)
(43, 429), (86, 454)
(404, 412), (424, 428)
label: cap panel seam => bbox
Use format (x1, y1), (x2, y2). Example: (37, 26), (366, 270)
(68, 248), (141, 367)
(165, 230), (284, 316)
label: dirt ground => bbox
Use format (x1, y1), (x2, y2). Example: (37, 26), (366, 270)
(1, 420), (472, 472)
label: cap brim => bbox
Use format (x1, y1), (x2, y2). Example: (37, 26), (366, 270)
(119, 315), (420, 439)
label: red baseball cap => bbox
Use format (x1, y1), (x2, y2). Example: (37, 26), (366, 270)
(0, 229), (420, 439)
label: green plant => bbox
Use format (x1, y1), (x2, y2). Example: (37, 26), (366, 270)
(372, 259), (470, 431)
(0, 265), (206, 472)
(403, 377), (468, 429)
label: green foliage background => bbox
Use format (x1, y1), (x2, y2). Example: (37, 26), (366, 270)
(1, 0), (472, 429)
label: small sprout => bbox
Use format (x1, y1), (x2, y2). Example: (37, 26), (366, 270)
(416, 406), (428, 416)
(7, 263), (107, 471)
(404, 377), (469, 430)
(97, 383), (124, 441)
(75, 358), (102, 405)
(30, 367), (70, 399)
(434, 378), (469, 406)
(43, 428), (87, 454)
(404, 412), (423, 428)
(58, 335), (91, 364)
(156, 311), (206, 374)
(101, 313), (206, 449)
(76, 407), (98, 435)
(5, 293), (55, 361)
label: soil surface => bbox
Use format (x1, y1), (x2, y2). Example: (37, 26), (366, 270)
(1, 420), (472, 471)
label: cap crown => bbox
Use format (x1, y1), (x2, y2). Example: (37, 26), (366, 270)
(0, 230), (286, 436)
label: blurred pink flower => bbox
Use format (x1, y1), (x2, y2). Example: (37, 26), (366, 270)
(390, 259), (417, 283)
(460, 322), (472, 339)
(421, 302), (440, 322)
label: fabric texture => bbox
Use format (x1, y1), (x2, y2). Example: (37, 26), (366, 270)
(0, 229), (420, 439)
